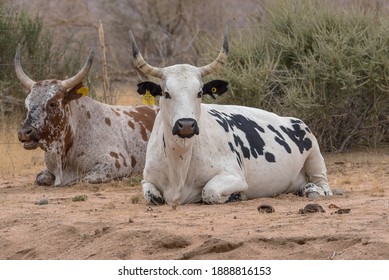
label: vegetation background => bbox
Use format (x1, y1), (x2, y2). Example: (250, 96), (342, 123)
(0, 0), (388, 152)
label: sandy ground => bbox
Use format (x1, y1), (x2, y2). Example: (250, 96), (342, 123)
(0, 145), (388, 260)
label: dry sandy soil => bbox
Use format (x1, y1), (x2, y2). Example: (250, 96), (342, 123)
(0, 143), (388, 260)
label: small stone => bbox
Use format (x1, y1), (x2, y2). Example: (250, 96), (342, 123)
(257, 204), (275, 213)
(332, 189), (345, 195)
(128, 218), (134, 223)
(361, 239), (369, 245)
(34, 199), (48, 205)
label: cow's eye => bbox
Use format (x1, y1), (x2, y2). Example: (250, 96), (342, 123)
(48, 101), (58, 108)
(197, 91), (203, 98)
(164, 92), (171, 99)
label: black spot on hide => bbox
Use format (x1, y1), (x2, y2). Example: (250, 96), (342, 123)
(208, 109), (275, 165)
(280, 119), (312, 154)
(265, 152), (275, 163)
(268, 124), (292, 154)
(228, 141), (243, 169)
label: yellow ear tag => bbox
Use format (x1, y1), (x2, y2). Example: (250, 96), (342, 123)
(76, 87), (89, 96)
(142, 89), (155, 105)
(211, 87), (217, 93)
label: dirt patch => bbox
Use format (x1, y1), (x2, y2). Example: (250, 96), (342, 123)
(0, 147), (388, 260)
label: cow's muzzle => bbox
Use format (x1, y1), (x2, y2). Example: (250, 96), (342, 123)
(18, 124), (41, 150)
(172, 118), (199, 138)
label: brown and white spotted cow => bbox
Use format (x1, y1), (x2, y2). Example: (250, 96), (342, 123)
(15, 46), (158, 187)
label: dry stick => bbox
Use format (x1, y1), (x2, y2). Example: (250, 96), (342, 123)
(98, 20), (110, 104)
(0, 93), (4, 135)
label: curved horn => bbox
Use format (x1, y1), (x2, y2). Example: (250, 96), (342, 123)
(199, 28), (229, 77)
(15, 44), (35, 89)
(129, 30), (163, 79)
(61, 46), (95, 90)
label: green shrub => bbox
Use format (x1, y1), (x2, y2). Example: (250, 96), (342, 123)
(207, 0), (389, 151)
(72, 194), (88, 202)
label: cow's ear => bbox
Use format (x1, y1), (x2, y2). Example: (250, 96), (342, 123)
(202, 80), (229, 99)
(137, 81), (162, 96)
(64, 82), (84, 103)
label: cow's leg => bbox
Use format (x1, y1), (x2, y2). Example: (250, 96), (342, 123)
(142, 180), (165, 205)
(36, 170), (55, 186)
(81, 163), (116, 184)
(299, 145), (332, 197)
(202, 174), (248, 204)
(83, 172), (111, 184)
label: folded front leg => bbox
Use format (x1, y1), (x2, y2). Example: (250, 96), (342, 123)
(142, 180), (165, 205)
(202, 174), (248, 204)
(36, 169), (55, 186)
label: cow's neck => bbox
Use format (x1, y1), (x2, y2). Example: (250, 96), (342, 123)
(45, 106), (75, 186)
(163, 128), (195, 203)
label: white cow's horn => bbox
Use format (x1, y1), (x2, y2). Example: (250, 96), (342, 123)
(15, 44), (36, 89)
(129, 30), (163, 79)
(61, 46), (95, 90)
(199, 28), (229, 77)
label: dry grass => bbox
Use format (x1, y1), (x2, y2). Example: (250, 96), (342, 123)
(114, 86), (143, 106)
(0, 125), (44, 177)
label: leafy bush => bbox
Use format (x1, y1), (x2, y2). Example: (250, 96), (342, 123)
(208, 0), (389, 151)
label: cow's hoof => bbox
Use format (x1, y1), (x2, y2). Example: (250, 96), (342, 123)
(147, 191), (165, 205)
(307, 191), (320, 199)
(298, 183), (332, 197)
(227, 193), (241, 203)
(36, 170), (55, 186)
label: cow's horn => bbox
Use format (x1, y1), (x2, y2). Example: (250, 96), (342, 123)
(61, 46), (95, 90)
(199, 28), (229, 77)
(15, 44), (35, 89)
(129, 30), (163, 79)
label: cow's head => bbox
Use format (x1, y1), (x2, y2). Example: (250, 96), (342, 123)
(130, 30), (228, 140)
(15, 46), (94, 151)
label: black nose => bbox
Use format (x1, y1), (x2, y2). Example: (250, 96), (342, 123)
(172, 118), (199, 138)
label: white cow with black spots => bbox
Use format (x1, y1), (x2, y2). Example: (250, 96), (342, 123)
(129, 30), (332, 205)
(16, 46), (158, 187)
